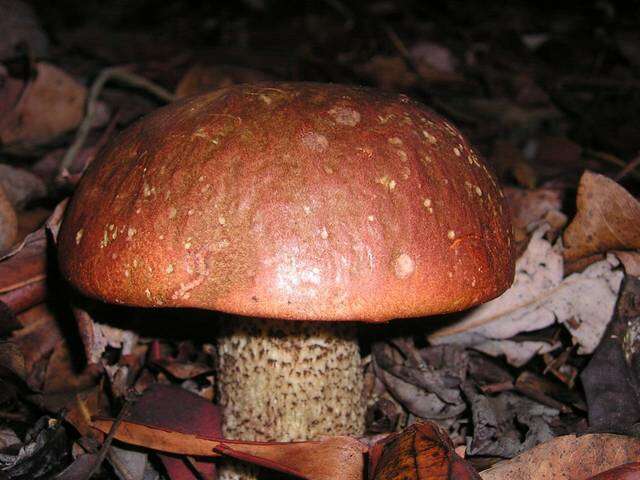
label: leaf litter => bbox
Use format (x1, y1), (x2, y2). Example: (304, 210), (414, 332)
(1, 1), (640, 479)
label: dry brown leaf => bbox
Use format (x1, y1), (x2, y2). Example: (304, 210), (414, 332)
(0, 63), (87, 148)
(615, 251), (640, 277)
(430, 225), (623, 365)
(563, 171), (640, 261)
(0, 184), (18, 252)
(0, 164), (47, 209)
(92, 417), (365, 480)
(368, 421), (480, 480)
(480, 433), (640, 480)
(175, 64), (273, 98)
(42, 339), (100, 394)
(11, 303), (63, 375)
(0, 0), (49, 61)
(0, 227), (46, 293)
(356, 55), (418, 91)
(503, 186), (563, 233)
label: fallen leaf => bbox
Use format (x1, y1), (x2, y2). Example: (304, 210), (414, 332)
(72, 306), (139, 365)
(372, 341), (467, 420)
(410, 41), (459, 74)
(11, 303), (64, 378)
(0, 65), (24, 125)
(563, 171), (640, 261)
(368, 421), (481, 480)
(91, 417), (366, 480)
(0, 184), (18, 251)
(581, 276), (640, 434)
(0, 0), (49, 61)
(534, 136), (583, 172)
(107, 445), (149, 480)
(42, 339), (100, 394)
(0, 227), (47, 292)
(126, 383), (220, 480)
(479, 433), (640, 480)
(175, 64), (273, 98)
(0, 63), (87, 149)
(0, 417), (68, 479)
(0, 279), (46, 317)
(463, 383), (557, 458)
(356, 55), (417, 91)
(615, 251), (640, 277)
(0, 164), (47, 209)
(53, 453), (99, 480)
(503, 186), (564, 240)
(430, 225), (624, 365)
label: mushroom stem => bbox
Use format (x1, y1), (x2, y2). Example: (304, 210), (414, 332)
(216, 317), (365, 442)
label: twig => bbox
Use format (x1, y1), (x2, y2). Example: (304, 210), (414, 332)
(384, 26), (477, 125)
(614, 152), (640, 182)
(583, 149), (640, 182)
(58, 66), (175, 180)
(83, 396), (134, 480)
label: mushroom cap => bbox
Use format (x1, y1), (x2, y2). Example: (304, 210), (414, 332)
(58, 83), (515, 322)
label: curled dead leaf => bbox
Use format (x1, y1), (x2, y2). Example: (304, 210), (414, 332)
(91, 417), (366, 480)
(369, 421), (480, 480)
(175, 64), (274, 98)
(480, 434), (640, 480)
(0, 63), (92, 150)
(564, 171), (640, 261)
(0, 184), (18, 252)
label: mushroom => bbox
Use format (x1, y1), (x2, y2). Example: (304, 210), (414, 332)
(57, 83), (515, 476)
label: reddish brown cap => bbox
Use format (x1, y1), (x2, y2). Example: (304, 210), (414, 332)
(58, 83), (515, 322)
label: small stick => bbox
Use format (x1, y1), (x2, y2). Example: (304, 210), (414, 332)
(58, 66), (175, 180)
(83, 396), (133, 480)
(614, 152), (640, 182)
(584, 149), (640, 182)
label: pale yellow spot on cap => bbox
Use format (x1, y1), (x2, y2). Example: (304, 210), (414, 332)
(475, 186), (483, 196)
(218, 216), (226, 226)
(388, 137), (403, 145)
(367, 215), (375, 222)
(198, 176), (205, 182)
(143, 183), (152, 197)
(184, 239), (192, 249)
(75, 229), (83, 245)
(423, 198), (432, 208)
(448, 230), (456, 239)
(320, 227), (328, 239)
(301, 132), (328, 152)
(376, 175), (396, 191)
(328, 107), (361, 126)
(454, 147), (461, 156)
(166, 264), (174, 274)
(127, 227), (137, 240)
(422, 130), (437, 143)
(124, 269), (130, 278)
(169, 207), (177, 219)
(145, 289), (152, 300)
(132, 259), (138, 268)
(303, 205), (311, 215)
(188, 209), (194, 216)
(323, 165), (334, 174)
(394, 253), (415, 279)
